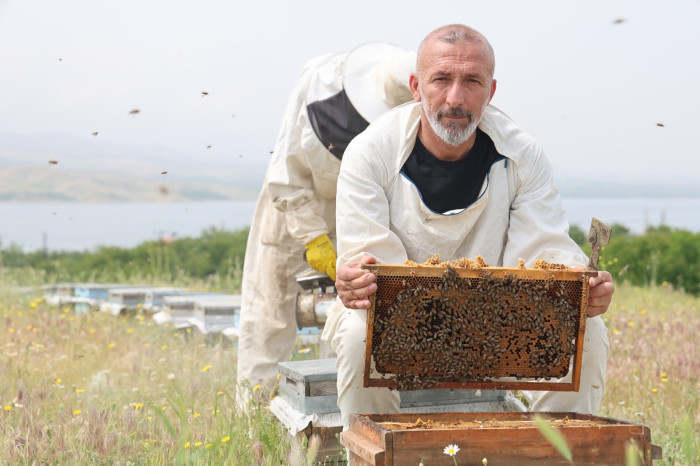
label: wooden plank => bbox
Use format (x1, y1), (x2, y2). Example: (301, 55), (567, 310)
(365, 378), (576, 391)
(362, 264), (597, 281)
(340, 431), (384, 465)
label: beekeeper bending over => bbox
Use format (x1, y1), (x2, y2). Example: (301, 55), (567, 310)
(323, 24), (614, 429)
(237, 43), (416, 397)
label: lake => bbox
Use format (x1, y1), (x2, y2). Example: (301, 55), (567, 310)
(0, 198), (698, 252)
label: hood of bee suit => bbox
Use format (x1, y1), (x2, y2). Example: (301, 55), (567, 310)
(342, 42), (416, 123)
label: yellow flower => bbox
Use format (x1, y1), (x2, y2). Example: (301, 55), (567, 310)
(221, 436), (230, 443)
(217, 391), (223, 396)
(76, 388), (85, 394)
(211, 409), (220, 415)
(612, 329), (620, 335)
(627, 321), (634, 327)
(64, 307), (70, 313)
(89, 329), (96, 334)
(195, 441), (203, 447)
(73, 410), (81, 416)
(186, 328), (191, 333)
(147, 416), (152, 420)
(205, 444), (213, 449)
(127, 328), (134, 334)
(201, 365), (211, 373)
(253, 384), (261, 392)
(184, 442), (191, 449)
(108, 343), (115, 349)
(8, 328), (14, 333)
(164, 323), (170, 328)
(161, 345), (168, 350)
(640, 309), (647, 316)
(134, 403), (144, 410)
(662, 281), (668, 287)
(660, 372), (667, 378)
(193, 412), (200, 418)
(54, 378), (62, 384)
(299, 347), (311, 354)
(652, 388), (658, 393)
(4, 405), (12, 411)
(661, 378), (668, 383)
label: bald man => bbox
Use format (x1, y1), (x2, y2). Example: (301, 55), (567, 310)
(322, 24), (613, 429)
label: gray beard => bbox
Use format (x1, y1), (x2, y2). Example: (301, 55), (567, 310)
(419, 88), (480, 146)
(423, 101), (479, 146)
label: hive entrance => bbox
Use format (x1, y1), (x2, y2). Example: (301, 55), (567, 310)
(363, 264), (595, 391)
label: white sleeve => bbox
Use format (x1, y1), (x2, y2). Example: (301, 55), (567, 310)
(503, 145), (588, 267)
(336, 137), (409, 266)
(266, 58), (330, 246)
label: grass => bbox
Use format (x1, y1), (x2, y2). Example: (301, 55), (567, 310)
(599, 282), (699, 465)
(0, 279), (698, 464)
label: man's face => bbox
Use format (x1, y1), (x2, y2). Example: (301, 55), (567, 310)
(412, 40), (496, 147)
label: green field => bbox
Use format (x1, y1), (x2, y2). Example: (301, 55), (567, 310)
(0, 280), (697, 464)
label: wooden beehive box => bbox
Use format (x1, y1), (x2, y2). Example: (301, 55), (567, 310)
(189, 295), (241, 334)
(364, 264), (597, 391)
(341, 412), (661, 465)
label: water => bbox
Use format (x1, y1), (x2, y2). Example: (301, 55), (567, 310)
(0, 201), (257, 252)
(0, 198), (698, 252)
(561, 197), (699, 234)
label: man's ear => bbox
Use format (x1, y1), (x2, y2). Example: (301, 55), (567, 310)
(409, 73), (421, 102)
(488, 79), (497, 103)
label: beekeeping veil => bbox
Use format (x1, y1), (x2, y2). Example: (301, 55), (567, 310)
(343, 42), (416, 123)
(306, 42), (416, 159)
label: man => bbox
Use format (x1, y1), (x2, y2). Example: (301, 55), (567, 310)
(322, 24), (613, 429)
(237, 43), (416, 397)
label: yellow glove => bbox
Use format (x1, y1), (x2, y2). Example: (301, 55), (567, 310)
(304, 234), (337, 281)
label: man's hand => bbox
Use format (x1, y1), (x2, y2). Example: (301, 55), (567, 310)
(587, 270), (614, 318)
(336, 255), (378, 309)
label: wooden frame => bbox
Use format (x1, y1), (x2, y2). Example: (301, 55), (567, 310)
(362, 264), (597, 391)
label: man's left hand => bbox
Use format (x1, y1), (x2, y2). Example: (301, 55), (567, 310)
(587, 270), (614, 318)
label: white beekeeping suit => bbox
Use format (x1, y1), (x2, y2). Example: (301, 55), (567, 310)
(237, 42), (416, 396)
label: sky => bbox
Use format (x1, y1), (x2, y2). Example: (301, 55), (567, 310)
(1, 0), (699, 186)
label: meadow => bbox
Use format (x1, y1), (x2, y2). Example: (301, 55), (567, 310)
(0, 278), (697, 465)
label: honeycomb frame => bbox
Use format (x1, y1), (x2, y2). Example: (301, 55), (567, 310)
(362, 264), (597, 392)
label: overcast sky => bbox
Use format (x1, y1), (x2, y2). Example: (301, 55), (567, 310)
(1, 0), (698, 185)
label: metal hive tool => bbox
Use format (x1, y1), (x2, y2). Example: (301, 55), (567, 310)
(362, 264), (597, 392)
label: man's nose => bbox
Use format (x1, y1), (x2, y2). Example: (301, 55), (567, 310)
(445, 83), (465, 107)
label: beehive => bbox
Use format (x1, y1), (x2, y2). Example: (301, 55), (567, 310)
(363, 264), (597, 391)
(341, 412), (661, 465)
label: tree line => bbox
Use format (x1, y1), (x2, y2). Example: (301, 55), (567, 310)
(1, 225), (698, 295)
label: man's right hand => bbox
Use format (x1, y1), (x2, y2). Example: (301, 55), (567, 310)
(335, 255), (378, 309)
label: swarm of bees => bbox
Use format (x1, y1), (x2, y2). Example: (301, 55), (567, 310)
(369, 262), (585, 391)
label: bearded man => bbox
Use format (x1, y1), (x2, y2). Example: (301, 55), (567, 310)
(322, 24), (614, 430)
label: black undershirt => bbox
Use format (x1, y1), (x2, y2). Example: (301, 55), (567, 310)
(400, 128), (504, 213)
